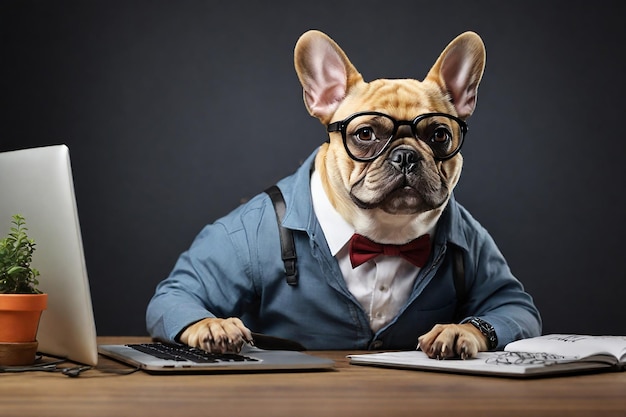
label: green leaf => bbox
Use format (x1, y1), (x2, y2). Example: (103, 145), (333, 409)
(0, 214), (40, 294)
(7, 265), (27, 275)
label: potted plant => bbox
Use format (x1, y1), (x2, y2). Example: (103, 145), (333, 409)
(0, 214), (47, 366)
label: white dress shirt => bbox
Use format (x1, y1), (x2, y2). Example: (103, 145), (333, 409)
(310, 170), (430, 332)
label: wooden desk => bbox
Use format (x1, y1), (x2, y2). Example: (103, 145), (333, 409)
(1, 337), (625, 417)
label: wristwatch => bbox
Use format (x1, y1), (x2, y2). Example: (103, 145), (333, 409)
(467, 317), (498, 351)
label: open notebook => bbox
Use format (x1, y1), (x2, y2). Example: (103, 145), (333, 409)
(348, 334), (626, 378)
(0, 145), (333, 373)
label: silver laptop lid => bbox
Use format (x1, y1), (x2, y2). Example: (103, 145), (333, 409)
(0, 145), (98, 365)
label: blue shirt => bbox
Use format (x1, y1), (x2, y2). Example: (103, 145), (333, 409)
(146, 149), (542, 350)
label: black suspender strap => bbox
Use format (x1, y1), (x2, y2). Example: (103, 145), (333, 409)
(265, 185), (298, 286)
(451, 245), (466, 304)
(449, 243), (467, 321)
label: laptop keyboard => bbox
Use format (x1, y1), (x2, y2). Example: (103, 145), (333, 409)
(127, 343), (259, 363)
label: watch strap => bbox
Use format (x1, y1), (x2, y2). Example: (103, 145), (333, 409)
(467, 317), (498, 350)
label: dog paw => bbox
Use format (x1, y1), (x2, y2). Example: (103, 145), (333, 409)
(417, 323), (487, 360)
(179, 317), (253, 353)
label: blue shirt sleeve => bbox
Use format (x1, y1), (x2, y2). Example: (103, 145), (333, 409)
(455, 209), (542, 348)
(146, 213), (259, 343)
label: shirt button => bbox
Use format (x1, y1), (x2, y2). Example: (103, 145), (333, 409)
(379, 285), (388, 292)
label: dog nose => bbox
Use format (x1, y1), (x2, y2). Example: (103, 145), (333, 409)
(389, 148), (419, 173)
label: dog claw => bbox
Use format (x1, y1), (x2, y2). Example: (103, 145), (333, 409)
(460, 345), (468, 360)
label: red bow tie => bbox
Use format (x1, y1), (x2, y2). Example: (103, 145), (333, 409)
(348, 234), (431, 268)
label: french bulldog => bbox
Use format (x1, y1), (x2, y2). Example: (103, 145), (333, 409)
(181, 30), (488, 359)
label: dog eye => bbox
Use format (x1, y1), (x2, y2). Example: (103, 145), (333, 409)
(431, 127), (451, 143)
(354, 127), (377, 142)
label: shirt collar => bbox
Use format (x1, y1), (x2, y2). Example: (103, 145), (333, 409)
(431, 193), (469, 252)
(310, 169), (355, 256)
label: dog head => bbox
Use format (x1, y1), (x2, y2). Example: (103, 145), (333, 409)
(294, 31), (485, 243)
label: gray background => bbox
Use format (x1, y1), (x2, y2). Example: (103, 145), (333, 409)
(2, 1), (625, 337)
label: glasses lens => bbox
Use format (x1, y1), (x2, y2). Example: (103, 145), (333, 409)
(344, 114), (395, 160)
(414, 115), (463, 159)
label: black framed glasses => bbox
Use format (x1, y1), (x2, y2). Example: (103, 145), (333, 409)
(327, 111), (468, 162)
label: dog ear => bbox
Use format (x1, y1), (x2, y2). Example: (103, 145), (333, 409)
(294, 30), (364, 123)
(425, 32), (486, 119)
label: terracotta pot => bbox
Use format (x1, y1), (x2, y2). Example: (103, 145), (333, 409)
(0, 293), (47, 365)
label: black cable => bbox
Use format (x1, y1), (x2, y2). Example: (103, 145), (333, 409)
(0, 353), (140, 377)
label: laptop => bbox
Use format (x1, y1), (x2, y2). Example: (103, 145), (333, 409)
(98, 337), (335, 373)
(0, 145), (98, 366)
(0, 144), (333, 373)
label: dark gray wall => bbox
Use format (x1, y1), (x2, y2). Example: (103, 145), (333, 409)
(2, 1), (625, 336)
